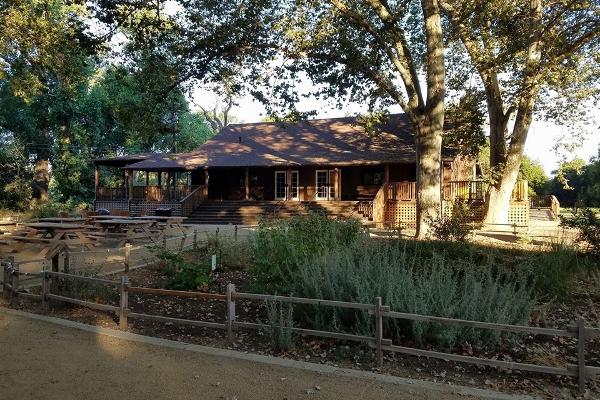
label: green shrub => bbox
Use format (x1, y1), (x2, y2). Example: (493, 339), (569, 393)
(252, 214), (363, 291)
(206, 233), (254, 270)
(291, 239), (534, 348)
(156, 249), (210, 290)
(429, 201), (474, 241)
(561, 208), (600, 256)
(266, 300), (294, 352)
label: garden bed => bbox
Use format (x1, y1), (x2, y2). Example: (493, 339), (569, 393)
(5, 262), (600, 400)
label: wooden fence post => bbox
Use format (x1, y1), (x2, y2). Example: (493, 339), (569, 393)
(162, 236), (167, 251)
(234, 225), (238, 241)
(180, 232), (186, 251)
(577, 317), (586, 393)
(375, 296), (383, 367)
(226, 283), (236, 342)
(11, 259), (19, 302)
(119, 276), (129, 331)
(193, 229), (198, 250)
(2, 258), (11, 300)
(124, 243), (131, 272)
(41, 260), (49, 312)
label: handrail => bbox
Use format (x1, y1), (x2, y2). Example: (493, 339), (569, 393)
(372, 183), (387, 228)
(180, 185), (207, 216)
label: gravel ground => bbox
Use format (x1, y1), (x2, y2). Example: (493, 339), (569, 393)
(0, 310), (490, 400)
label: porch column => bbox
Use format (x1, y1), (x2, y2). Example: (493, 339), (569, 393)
(127, 170), (133, 201)
(244, 167), (250, 200)
(333, 168), (340, 201)
(204, 168), (209, 197)
(384, 164), (390, 201)
(286, 168), (292, 200)
(94, 163), (99, 197)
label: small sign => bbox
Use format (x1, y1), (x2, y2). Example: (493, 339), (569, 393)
(211, 254), (217, 271)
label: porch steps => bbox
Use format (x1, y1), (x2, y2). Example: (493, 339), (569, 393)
(186, 200), (370, 225)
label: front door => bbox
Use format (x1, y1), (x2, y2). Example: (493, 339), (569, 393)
(275, 171), (299, 200)
(316, 170), (335, 200)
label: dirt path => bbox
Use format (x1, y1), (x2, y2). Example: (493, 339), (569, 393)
(0, 310), (498, 400)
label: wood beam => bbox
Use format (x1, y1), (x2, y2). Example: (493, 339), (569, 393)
(94, 164), (99, 196)
(286, 168), (292, 200)
(245, 168), (250, 200)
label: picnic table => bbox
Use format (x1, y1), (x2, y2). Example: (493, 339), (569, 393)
(133, 216), (188, 236)
(93, 219), (161, 246)
(8, 223), (97, 258)
(0, 220), (17, 235)
(38, 217), (87, 223)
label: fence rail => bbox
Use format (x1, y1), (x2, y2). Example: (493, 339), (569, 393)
(2, 261), (598, 393)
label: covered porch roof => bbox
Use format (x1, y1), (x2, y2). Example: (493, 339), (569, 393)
(118, 114), (457, 171)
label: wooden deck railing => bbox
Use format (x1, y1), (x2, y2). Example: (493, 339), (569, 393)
(131, 185), (201, 202)
(3, 261), (599, 393)
(96, 187), (127, 201)
(388, 182), (416, 201)
(180, 185), (207, 216)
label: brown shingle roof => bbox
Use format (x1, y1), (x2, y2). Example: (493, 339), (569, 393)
(123, 114), (454, 170)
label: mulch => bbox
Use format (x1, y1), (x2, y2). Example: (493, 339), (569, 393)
(5, 264), (600, 400)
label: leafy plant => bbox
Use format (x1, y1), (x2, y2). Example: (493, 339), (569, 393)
(252, 214), (363, 291)
(156, 249), (210, 291)
(293, 239), (535, 348)
(561, 208), (600, 257)
(206, 233), (254, 270)
(266, 300), (294, 352)
(429, 201), (474, 241)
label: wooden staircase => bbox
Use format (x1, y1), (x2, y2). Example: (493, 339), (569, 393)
(186, 200), (371, 225)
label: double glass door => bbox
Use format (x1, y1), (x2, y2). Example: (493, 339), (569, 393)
(275, 171), (299, 200)
(316, 170), (335, 200)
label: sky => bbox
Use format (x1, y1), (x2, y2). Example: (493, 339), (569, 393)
(190, 85), (600, 176)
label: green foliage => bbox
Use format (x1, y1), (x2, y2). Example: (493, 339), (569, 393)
(266, 300), (294, 352)
(518, 156), (548, 197)
(206, 233), (254, 270)
(561, 208), (600, 257)
(252, 214), (363, 291)
(156, 249), (210, 291)
(444, 90), (486, 157)
(428, 201), (474, 241)
(292, 239), (534, 348)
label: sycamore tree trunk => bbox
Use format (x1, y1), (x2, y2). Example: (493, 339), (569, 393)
(414, 0), (445, 239)
(415, 119), (443, 238)
(32, 156), (49, 203)
(483, 0), (542, 226)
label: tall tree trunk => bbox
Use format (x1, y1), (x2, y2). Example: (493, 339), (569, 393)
(483, 0), (542, 226)
(415, 118), (443, 238)
(415, 0), (445, 239)
(32, 156), (49, 203)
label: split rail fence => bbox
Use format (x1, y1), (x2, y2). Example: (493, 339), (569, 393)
(2, 260), (599, 393)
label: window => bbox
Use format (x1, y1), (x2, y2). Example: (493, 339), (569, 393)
(362, 171), (384, 186)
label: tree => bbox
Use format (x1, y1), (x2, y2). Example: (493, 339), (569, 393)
(546, 157), (587, 206)
(440, 0), (600, 224)
(195, 77), (239, 134)
(0, 0), (98, 202)
(260, 0), (447, 237)
(518, 156), (548, 197)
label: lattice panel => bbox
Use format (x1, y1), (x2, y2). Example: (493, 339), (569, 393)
(130, 201), (182, 217)
(94, 201), (129, 212)
(508, 201), (529, 226)
(442, 201), (484, 223)
(385, 200), (417, 228)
